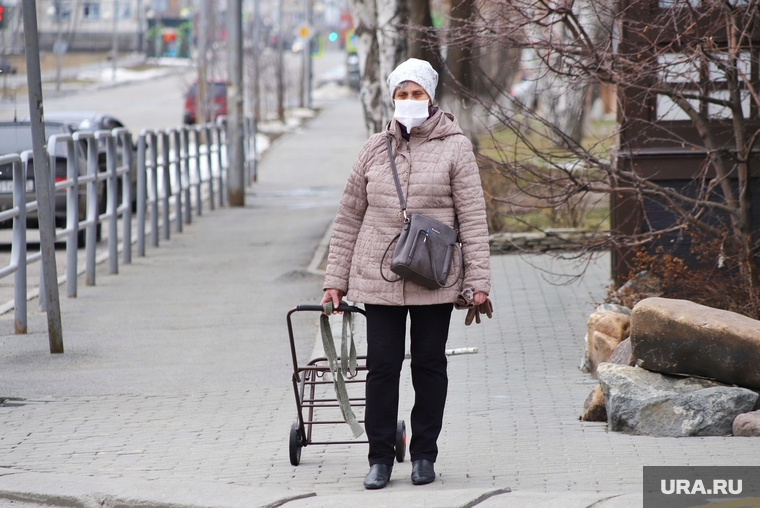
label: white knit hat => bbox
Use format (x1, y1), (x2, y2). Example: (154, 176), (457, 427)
(387, 58), (439, 101)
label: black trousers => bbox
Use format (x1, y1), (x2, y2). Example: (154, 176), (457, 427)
(364, 303), (454, 467)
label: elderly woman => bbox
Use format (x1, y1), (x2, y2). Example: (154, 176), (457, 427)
(321, 58), (491, 489)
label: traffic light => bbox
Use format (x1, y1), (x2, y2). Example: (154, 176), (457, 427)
(328, 31), (338, 42)
(0, 6), (5, 29)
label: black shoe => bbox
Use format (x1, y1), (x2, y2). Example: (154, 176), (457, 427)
(411, 459), (436, 485)
(364, 464), (392, 489)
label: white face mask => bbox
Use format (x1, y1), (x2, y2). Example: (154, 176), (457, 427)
(393, 100), (429, 130)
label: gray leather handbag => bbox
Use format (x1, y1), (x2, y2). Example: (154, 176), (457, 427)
(380, 133), (464, 290)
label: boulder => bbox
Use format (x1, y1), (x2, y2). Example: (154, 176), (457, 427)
(619, 270), (663, 299)
(596, 303), (632, 316)
(630, 297), (760, 390)
(580, 340), (635, 422)
(586, 311), (631, 376)
(608, 338), (635, 367)
(597, 363), (758, 437)
(581, 384), (607, 422)
(733, 410), (760, 437)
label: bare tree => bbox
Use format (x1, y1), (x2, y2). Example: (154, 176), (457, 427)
(351, 0), (406, 135)
(436, 0), (760, 312)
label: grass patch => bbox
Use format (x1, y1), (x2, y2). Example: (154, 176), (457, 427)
(478, 115), (615, 235)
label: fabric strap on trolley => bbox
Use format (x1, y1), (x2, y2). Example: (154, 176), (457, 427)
(320, 302), (364, 438)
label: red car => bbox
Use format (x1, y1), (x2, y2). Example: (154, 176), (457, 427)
(183, 81), (228, 124)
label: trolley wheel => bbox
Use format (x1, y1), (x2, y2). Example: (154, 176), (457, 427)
(395, 420), (407, 463)
(289, 422), (303, 466)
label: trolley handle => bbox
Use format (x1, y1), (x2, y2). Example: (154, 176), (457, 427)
(295, 303), (363, 314)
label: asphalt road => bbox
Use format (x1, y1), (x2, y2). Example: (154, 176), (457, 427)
(0, 65), (193, 131)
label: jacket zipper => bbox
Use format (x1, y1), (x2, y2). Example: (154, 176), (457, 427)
(406, 138), (412, 193)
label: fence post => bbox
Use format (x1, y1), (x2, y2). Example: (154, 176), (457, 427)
(81, 134), (99, 286)
(181, 127), (192, 225)
(62, 136), (77, 298)
(98, 131), (119, 275)
(204, 123), (215, 211)
(160, 131), (171, 241)
(13, 154), (28, 335)
(252, 115), (258, 183)
(149, 132), (160, 247)
(137, 131), (148, 257)
(171, 129), (183, 233)
(216, 119), (226, 207)
(193, 127), (203, 217)
(117, 129), (133, 264)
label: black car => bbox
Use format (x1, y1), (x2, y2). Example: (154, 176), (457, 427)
(28, 112), (137, 209)
(0, 58), (16, 76)
(0, 121), (105, 241)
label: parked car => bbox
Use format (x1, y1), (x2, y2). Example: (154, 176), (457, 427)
(0, 121), (105, 242)
(346, 52), (360, 92)
(183, 81), (228, 125)
(27, 111), (137, 210)
(0, 58), (16, 76)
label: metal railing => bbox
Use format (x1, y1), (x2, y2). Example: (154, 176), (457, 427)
(0, 116), (257, 335)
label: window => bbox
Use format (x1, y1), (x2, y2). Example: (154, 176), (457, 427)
(658, 0), (700, 7)
(116, 1), (130, 19)
(656, 95), (698, 121)
(82, 2), (100, 19)
(53, 1), (72, 20)
(656, 51), (755, 121)
(708, 52), (752, 82)
(657, 53), (699, 84)
(707, 90), (751, 119)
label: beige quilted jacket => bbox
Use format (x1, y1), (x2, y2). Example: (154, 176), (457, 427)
(324, 108), (491, 306)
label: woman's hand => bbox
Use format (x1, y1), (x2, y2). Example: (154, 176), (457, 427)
(473, 291), (488, 306)
(321, 289), (345, 314)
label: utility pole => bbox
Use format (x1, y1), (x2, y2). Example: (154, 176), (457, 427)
(112, 0), (118, 81)
(137, 0), (144, 52)
(276, 0), (284, 122)
(197, 0), (208, 125)
(226, 0), (244, 205)
(252, 0), (259, 121)
(54, 0), (62, 91)
(305, 0), (312, 108)
(22, 0), (64, 354)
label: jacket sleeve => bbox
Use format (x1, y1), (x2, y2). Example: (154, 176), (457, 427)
(450, 135), (491, 295)
(323, 141), (371, 293)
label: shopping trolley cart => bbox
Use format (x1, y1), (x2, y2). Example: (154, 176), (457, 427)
(286, 303), (407, 466)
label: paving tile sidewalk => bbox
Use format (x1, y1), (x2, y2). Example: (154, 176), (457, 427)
(0, 95), (755, 508)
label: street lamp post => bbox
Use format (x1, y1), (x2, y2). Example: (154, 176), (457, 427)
(227, 0), (244, 205)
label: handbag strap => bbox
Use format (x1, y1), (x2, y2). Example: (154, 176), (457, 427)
(385, 133), (460, 233)
(385, 133), (408, 219)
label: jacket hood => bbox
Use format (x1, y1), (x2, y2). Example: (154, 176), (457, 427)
(387, 108), (463, 141)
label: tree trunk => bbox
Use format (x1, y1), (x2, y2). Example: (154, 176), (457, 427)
(376, 0), (407, 124)
(406, 0), (440, 75)
(352, 0), (406, 135)
(532, 0), (610, 146)
(352, 0), (382, 134)
(441, 0), (477, 148)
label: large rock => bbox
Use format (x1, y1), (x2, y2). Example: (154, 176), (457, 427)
(608, 338), (635, 367)
(586, 311), (631, 376)
(597, 363), (758, 436)
(630, 297), (760, 390)
(733, 410), (760, 437)
(581, 340), (635, 422)
(581, 384), (607, 422)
